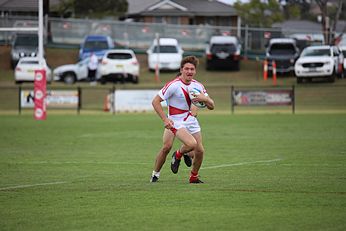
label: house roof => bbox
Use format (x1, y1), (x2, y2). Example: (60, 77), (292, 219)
(127, 0), (237, 17)
(127, 0), (160, 15)
(0, 0), (60, 12)
(273, 20), (346, 33)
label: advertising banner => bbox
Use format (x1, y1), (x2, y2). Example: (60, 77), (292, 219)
(114, 90), (166, 112)
(21, 90), (79, 108)
(233, 90), (293, 106)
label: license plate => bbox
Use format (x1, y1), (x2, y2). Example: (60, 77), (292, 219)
(27, 69), (34, 73)
(116, 64), (123, 68)
(308, 68), (317, 72)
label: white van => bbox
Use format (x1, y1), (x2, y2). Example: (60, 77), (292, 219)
(146, 38), (184, 71)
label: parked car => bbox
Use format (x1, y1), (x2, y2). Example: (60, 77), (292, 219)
(205, 35), (241, 70)
(10, 33), (40, 68)
(146, 38), (184, 71)
(289, 33), (324, 50)
(294, 45), (344, 83)
(265, 38), (300, 75)
(53, 58), (93, 84)
(14, 57), (52, 84)
(79, 35), (114, 60)
(97, 49), (139, 84)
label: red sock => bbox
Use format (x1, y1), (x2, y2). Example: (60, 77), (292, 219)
(190, 171), (198, 181)
(175, 150), (183, 160)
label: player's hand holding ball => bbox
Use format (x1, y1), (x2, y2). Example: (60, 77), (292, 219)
(189, 88), (207, 108)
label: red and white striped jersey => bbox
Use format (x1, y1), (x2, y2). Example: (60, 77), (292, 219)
(158, 77), (207, 119)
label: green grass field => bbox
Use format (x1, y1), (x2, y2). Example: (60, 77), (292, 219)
(1, 114), (346, 230)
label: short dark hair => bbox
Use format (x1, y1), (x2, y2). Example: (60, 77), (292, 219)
(180, 56), (199, 69)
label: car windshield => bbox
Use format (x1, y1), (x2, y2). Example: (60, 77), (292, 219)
(84, 40), (108, 50)
(211, 44), (236, 53)
(301, 48), (331, 57)
(21, 60), (39, 65)
(153, 45), (178, 53)
(269, 44), (296, 55)
(107, 53), (132, 59)
(14, 35), (38, 47)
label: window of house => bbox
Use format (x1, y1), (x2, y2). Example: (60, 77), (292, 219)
(154, 17), (164, 23)
(168, 17), (179, 24)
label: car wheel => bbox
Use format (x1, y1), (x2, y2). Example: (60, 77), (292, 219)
(132, 76), (139, 84)
(329, 75), (335, 83)
(63, 73), (76, 84)
(234, 62), (240, 71)
(100, 77), (107, 85)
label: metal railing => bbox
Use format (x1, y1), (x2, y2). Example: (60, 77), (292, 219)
(1, 84), (346, 115)
(0, 16), (337, 59)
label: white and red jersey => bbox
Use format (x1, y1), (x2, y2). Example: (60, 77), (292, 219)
(158, 77), (207, 121)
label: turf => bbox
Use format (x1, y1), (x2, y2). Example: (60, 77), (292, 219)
(1, 114), (346, 230)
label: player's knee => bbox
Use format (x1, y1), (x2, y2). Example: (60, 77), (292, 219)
(186, 139), (197, 151)
(195, 147), (204, 155)
(162, 144), (172, 154)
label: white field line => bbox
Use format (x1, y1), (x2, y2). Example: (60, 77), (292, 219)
(4, 161), (150, 165)
(0, 181), (66, 191)
(201, 158), (282, 170)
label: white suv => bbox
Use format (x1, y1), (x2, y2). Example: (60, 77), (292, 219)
(294, 45), (344, 83)
(15, 57), (52, 84)
(97, 49), (139, 84)
(146, 38), (184, 71)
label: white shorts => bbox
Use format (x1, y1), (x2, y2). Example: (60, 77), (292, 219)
(170, 114), (201, 134)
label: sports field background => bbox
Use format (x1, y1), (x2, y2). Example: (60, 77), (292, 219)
(1, 46), (346, 230)
(1, 114), (346, 230)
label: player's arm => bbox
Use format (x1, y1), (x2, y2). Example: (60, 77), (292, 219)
(152, 95), (174, 129)
(195, 93), (215, 110)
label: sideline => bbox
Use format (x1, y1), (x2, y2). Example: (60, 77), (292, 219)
(0, 181), (67, 191)
(201, 158), (282, 170)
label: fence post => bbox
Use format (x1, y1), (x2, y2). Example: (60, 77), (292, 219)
(292, 85), (295, 115)
(231, 85), (234, 114)
(18, 85), (21, 115)
(112, 85), (116, 115)
(77, 86), (81, 115)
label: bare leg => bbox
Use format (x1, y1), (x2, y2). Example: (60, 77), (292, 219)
(191, 132), (204, 173)
(175, 128), (197, 153)
(154, 129), (175, 172)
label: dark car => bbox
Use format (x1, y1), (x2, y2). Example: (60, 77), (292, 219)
(205, 36), (242, 70)
(10, 33), (39, 68)
(265, 38), (300, 75)
(79, 35), (114, 60)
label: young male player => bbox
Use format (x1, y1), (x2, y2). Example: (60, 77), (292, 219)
(150, 56), (215, 183)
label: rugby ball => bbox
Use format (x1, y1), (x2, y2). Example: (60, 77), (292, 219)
(189, 88), (206, 108)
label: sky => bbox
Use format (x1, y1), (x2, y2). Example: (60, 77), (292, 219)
(218, 0), (249, 5)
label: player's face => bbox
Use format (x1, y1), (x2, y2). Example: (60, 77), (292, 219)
(180, 63), (196, 84)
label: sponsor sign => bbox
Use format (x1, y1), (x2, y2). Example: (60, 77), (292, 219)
(21, 90), (79, 108)
(233, 90), (293, 106)
(113, 90), (166, 112)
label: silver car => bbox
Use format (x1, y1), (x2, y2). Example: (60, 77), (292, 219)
(53, 58), (92, 84)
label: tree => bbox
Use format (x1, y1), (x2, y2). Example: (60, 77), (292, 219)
(279, 0), (313, 20)
(55, 0), (128, 19)
(315, 0), (344, 44)
(234, 0), (284, 27)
